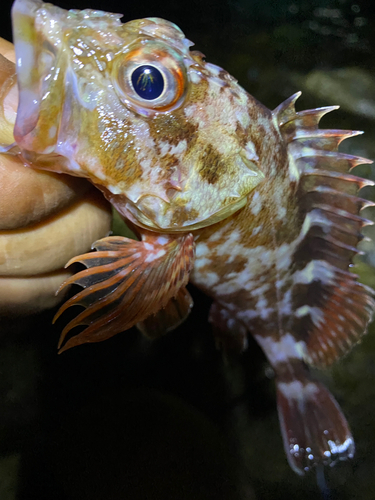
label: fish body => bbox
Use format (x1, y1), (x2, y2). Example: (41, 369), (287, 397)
(6, 0), (375, 475)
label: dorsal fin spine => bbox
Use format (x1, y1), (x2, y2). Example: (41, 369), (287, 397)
(274, 92), (375, 368)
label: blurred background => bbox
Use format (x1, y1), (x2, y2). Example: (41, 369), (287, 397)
(1, 0), (375, 498)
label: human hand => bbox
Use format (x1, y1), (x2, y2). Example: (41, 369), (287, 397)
(0, 38), (112, 314)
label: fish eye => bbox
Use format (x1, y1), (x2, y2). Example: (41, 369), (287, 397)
(114, 41), (187, 114)
(131, 65), (165, 100)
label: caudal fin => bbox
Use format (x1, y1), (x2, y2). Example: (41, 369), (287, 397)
(276, 377), (354, 475)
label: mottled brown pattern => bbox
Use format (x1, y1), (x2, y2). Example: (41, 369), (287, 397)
(235, 121), (252, 149)
(197, 253), (248, 277)
(85, 114), (146, 188)
(197, 144), (223, 184)
(149, 110), (199, 148)
(166, 204), (200, 227)
(156, 154), (179, 182)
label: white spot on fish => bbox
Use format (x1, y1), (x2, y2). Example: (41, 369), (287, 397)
(255, 333), (307, 364)
(235, 110), (250, 128)
(145, 248), (166, 263)
(278, 380), (319, 399)
(279, 288), (293, 316)
(328, 438), (354, 456)
(194, 257), (211, 269)
(288, 152), (300, 181)
(49, 125), (57, 138)
(208, 76), (226, 90)
(205, 62), (223, 76)
(327, 338), (334, 348)
(302, 210), (332, 236)
(278, 206), (287, 219)
(206, 272), (220, 286)
(275, 243), (292, 271)
(253, 283), (271, 296)
(159, 141), (171, 156)
(293, 260), (335, 286)
(169, 140), (187, 156)
(106, 184), (121, 194)
(140, 158), (152, 170)
(195, 243), (209, 258)
(295, 305), (325, 327)
(251, 225), (263, 236)
(250, 191), (262, 215)
(156, 236), (169, 245)
(189, 70), (202, 84)
(239, 307), (274, 321)
(244, 141), (259, 162)
(184, 104), (197, 119)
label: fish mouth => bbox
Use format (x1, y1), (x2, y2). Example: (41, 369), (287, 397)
(12, 0), (66, 153)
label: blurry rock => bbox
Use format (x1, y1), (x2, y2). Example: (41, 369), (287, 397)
(292, 67), (375, 120)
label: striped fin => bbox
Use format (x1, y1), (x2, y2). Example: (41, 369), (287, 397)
(136, 287), (193, 339)
(274, 93), (375, 368)
(276, 373), (354, 474)
(54, 233), (195, 353)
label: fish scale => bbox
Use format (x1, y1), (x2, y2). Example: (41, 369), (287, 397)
(2, 0), (374, 476)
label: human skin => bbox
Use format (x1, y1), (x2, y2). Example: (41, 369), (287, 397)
(0, 38), (112, 314)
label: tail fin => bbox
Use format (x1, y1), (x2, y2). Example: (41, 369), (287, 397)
(276, 376), (354, 475)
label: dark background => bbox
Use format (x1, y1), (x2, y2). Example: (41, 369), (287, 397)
(1, 0), (375, 499)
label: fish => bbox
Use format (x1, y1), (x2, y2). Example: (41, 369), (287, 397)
(5, 0), (375, 475)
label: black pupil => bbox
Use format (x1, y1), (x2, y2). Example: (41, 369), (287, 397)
(131, 65), (164, 100)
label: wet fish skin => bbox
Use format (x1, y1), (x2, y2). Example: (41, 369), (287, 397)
(6, 0), (375, 475)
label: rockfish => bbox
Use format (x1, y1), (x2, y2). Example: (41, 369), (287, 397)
(4, 0), (375, 475)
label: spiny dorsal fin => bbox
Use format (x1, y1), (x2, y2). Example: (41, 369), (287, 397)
(274, 93), (375, 368)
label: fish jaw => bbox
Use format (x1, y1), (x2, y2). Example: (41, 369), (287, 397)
(12, 0), (65, 152)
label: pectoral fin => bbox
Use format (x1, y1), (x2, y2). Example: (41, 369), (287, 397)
(136, 287), (193, 339)
(54, 232), (195, 353)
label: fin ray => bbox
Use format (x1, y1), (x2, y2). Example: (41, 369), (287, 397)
(275, 93), (374, 367)
(276, 374), (354, 474)
(136, 287), (194, 338)
(54, 233), (195, 353)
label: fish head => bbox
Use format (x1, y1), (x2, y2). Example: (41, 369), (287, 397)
(12, 0), (266, 231)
